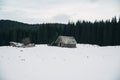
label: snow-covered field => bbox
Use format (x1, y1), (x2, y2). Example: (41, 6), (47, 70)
(0, 44), (120, 80)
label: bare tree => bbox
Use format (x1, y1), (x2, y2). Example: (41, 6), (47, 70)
(22, 37), (30, 45)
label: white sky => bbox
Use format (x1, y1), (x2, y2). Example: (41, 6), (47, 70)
(0, 0), (120, 23)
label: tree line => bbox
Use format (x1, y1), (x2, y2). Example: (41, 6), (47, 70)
(0, 17), (120, 46)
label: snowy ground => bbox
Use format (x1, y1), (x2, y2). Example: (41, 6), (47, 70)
(0, 44), (120, 80)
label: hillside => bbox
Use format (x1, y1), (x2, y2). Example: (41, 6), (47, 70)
(0, 19), (120, 46)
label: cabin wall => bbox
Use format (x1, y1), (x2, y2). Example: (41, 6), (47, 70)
(63, 44), (76, 48)
(57, 42), (76, 48)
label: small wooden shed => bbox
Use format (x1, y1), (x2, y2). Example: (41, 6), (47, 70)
(55, 36), (77, 48)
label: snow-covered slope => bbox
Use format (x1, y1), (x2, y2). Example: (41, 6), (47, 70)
(0, 44), (120, 80)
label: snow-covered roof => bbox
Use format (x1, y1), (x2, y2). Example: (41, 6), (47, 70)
(10, 42), (35, 47)
(10, 42), (24, 47)
(55, 36), (77, 44)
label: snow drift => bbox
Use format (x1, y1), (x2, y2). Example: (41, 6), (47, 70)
(0, 44), (120, 80)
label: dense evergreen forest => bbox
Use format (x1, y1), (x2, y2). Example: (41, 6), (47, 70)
(0, 17), (120, 46)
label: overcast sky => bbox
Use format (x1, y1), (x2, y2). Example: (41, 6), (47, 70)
(0, 0), (120, 23)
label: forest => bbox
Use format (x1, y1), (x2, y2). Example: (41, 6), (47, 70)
(0, 17), (120, 46)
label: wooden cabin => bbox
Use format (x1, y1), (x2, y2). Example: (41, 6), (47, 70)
(55, 36), (77, 48)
